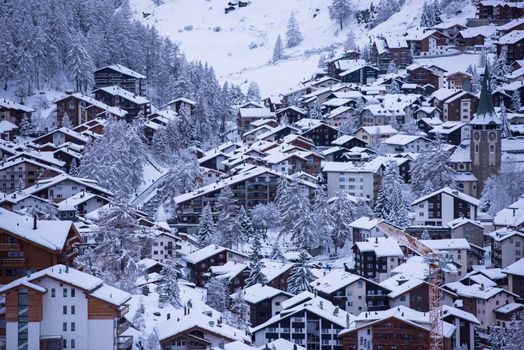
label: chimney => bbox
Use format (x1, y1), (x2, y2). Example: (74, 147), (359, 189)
(33, 215), (38, 230)
(319, 300), (323, 310)
(65, 266), (69, 273)
(346, 313), (350, 328)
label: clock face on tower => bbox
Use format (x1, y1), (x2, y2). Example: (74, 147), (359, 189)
(489, 132), (496, 141)
(474, 132), (480, 140)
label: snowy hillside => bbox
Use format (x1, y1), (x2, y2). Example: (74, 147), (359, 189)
(131, 0), (475, 95)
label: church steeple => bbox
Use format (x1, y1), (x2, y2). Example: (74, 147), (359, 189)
(471, 65), (501, 125)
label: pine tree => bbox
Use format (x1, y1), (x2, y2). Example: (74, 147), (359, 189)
(511, 90), (521, 112)
(330, 193), (356, 253)
(479, 48), (487, 68)
(66, 32), (94, 92)
(246, 81), (261, 102)
(387, 80), (401, 94)
(421, 228), (431, 240)
(290, 193), (320, 251)
(272, 35), (284, 62)
(410, 136), (456, 195)
(157, 260), (182, 308)
(133, 297), (146, 332)
(374, 162), (411, 228)
(246, 233), (268, 287)
(488, 313), (524, 350)
(287, 251), (315, 294)
(206, 277), (228, 312)
(197, 204), (216, 247)
(387, 61), (398, 74)
(480, 169), (524, 215)
(329, 0), (353, 30)
(500, 103), (512, 138)
(69, 158), (79, 177)
(225, 289), (249, 330)
(344, 31), (357, 52)
(215, 186), (243, 249)
(17, 177), (24, 192)
(492, 48), (512, 84)
(61, 112), (73, 129)
(270, 241), (286, 261)
(238, 206), (255, 240)
(374, 0), (401, 27)
(18, 114), (33, 138)
(286, 12), (303, 48)
(312, 184), (334, 251)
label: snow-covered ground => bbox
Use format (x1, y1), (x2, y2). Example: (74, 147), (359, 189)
(131, 0), (476, 96)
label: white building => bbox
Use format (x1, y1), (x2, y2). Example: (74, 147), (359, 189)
(0, 265), (132, 350)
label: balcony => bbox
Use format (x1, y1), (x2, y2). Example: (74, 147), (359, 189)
(117, 320), (130, 335)
(0, 243), (20, 251)
(118, 304), (129, 318)
(117, 336), (133, 350)
(2, 258), (25, 267)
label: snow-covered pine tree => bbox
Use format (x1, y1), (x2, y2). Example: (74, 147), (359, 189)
(344, 31), (357, 52)
(225, 289), (250, 330)
(480, 168), (524, 215)
(310, 99), (323, 119)
(373, 0), (401, 27)
(206, 277), (228, 312)
(286, 12), (303, 48)
(410, 136), (456, 195)
(61, 112), (73, 129)
(272, 34), (284, 62)
(157, 260), (182, 308)
(239, 206), (255, 240)
(144, 332), (161, 350)
(68, 158), (79, 177)
(197, 204), (217, 247)
(330, 192), (355, 253)
(251, 202), (279, 238)
(133, 297), (146, 332)
(329, 0), (353, 30)
(479, 48), (487, 68)
(387, 61), (398, 74)
(511, 90), (521, 112)
(488, 312), (524, 350)
(387, 80), (401, 94)
(215, 186), (244, 249)
(421, 228), (431, 240)
(246, 233), (268, 287)
(66, 32), (94, 92)
(246, 81), (261, 102)
(287, 251), (315, 294)
(500, 103), (512, 138)
(290, 188), (320, 251)
(312, 184), (334, 252)
(492, 48), (512, 84)
(374, 161), (411, 228)
(270, 241), (286, 261)
(17, 177), (24, 192)
(18, 114), (33, 138)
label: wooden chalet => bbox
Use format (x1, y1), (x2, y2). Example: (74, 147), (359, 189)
(275, 106), (307, 124)
(166, 97), (196, 115)
(94, 86), (151, 120)
(0, 158), (62, 194)
(496, 30), (524, 63)
(476, 1), (524, 22)
(300, 122), (339, 146)
(407, 64), (441, 90)
(0, 99), (34, 128)
(94, 64), (146, 95)
(446, 72), (473, 91)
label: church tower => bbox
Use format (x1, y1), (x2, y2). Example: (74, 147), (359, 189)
(470, 66), (502, 195)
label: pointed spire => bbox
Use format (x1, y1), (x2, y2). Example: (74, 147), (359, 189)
(471, 65), (501, 126)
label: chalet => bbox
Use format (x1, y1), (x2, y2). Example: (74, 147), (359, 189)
(414, 106), (442, 120)
(428, 121), (469, 145)
(444, 282), (517, 330)
(441, 91), (479, 122)
(0, 158), (62, 193)
(262, 95), (285, 112)
(0, 264), (132, 350)
(251, 296), (353, 349)
(300, 122), (339, 146)
(446, 72), (473, 91)
(355, 125), (398, 146)
(242, 125), (274, 146)
(339, 306), (456, 350)
(432, 22), (467, 43)
(476, 0), (524, 22)
(165, 97), (196, 115)
(151, 228), (181, 264)
(56, 191), (111, 221)
(310, 269), (390, 315)
(331, 135), (367, 149)
(352, 237), (404, 282)
(407, 64), (441, 90)
(261, 259), (294, 292)
(411, 187), (480, 226)
(338, 62), (379, 84)
(405, 29), (450, 57)
(322, 147), (349, 162)
(380, 275), (457, 312)
(0, 120), (18, 141)
(275, 106), (307, 124)
(493, 196), (524, 231)
(381, 134), (431, 154)
(0, 208), (80, 283)
(240, 284), (292, 327)
(495, 302), (524, 328)
(384, 36), (412, 69)
(257, 125), (300, 142)
(0, 99), (34, 127)
(55, 92), (127, 127)
(456, 26), (496, 50)
(32, 127), (91, 147)
(262, 151), (308, 175)
(94, 64), (146, 95)
(443, 305), (481, 350)
(503, 258), (524, 300)
(209, 260), (249, 294)
(7, 150), (66, 171)
(497, 30), (524, 63)
(323, 106), (352, 128)
(173, 166), (316, 227)
(400, 83), (424, 94)
(370, 37), (391, 73)
(326, 52), (361, 76)
(349, 217), (384, 243)
(359, 104), (404, 127)
(487, 228), (524, 268)
(499, 80), (524, 109)
(155, 309), (250, 349)
(237, 108), (275, 135)
(52, 147), (82, 173)
(0, 192), (53, 214)
(447, 217), (485, 248)
(22, 174), (113, 203)
(421, 238), (479, 277)
(183, 245), (248, 287)
(94, 85), (151, 120)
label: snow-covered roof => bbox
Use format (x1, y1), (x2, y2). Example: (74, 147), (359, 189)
(0, 208), (74, 251)
(359, 125), (398, 135)
(57, 191), (108, 212)
(494, 302), (524, 314)
(448, 141), (471, 163)
(354, 237), (404, 257)
(0, 98), (34, 112)
(210, 261), (248, 282)
(411, 187), (480, 207)
(383, 134), (426, 146)
(261, 259), (294, 283)
(420, 238), (471, 251)
(280, 291), (315, 310)
(0, 157), (64, 175)
(487, 227), (524, 242)
(405, 28), (445, 41)
(95, 64), (145, 79)
(311, 270), (365, 294)
(55, 93), (128, 118)
(349, 216), (382, 230)
(23, 173), (113, 197)
(96, 86), (150, 105)
(239, 108), (275, 118)
(362, 104), (405, 117)
(459, 25), (497, 39)
(447, 217), (483, 229)
(442, 305), (480, 324)
(498, 30), (524, 45)
(332, 135), (361, 146)
(239, 283), (292, 304)
(183, 245), (229, 264)
(0, 120), (18, 133)
(167, 97), (196, 106)
(503, 258), (524, 277)
(384, 36), (408, 49)
(429, 121), (466, 135)
(0, 264), (130, 306)
(380, 275), (427, 298)
(250, 118), (276, 127)
(257, 339), (305, 350)
(446, 282), (516, 300)
(431, 88), (460, 101)
(325, 106), (351, 119)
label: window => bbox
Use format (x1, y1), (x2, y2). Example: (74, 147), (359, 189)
(63, 305), (67, 314)
(71, 339), (75, 348)
(63, 288), (68, 297)
(51, 288), (56, 298)
(71, 305), (76, 314)
(63, 322), (67, 331)
(63, 339), (67, 349)
(71, 322), (75, 331)
(71, 288), (75, 297)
